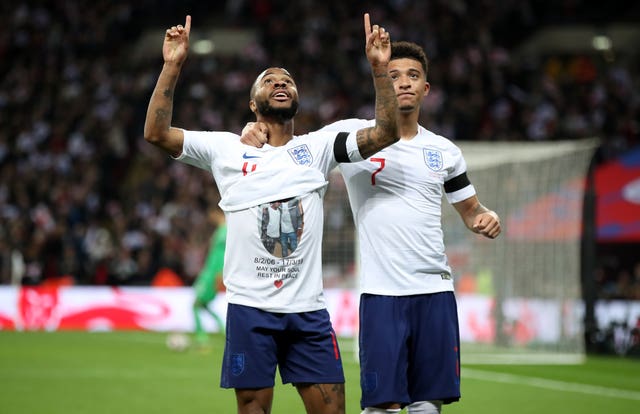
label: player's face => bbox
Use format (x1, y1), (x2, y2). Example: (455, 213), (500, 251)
(251, 68), (299, 121)
(388, 58), (430, 113)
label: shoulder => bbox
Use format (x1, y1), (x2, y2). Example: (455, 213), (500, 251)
(317, 118), (373, 133)
(293, 130), (342, 143)
(182, 130), (242, 154)
(183, 130), (240, 140)
(419, 126), (462, 155)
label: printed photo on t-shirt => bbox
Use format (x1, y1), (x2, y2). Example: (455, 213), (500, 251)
(258, 197), (304, 258)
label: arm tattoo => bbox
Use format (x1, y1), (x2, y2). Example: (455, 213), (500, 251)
(144, 66), (180, 146)
(356, 128), (374, 156)
(356, 118), (395, 158)
(154, 108), (171, 128)
(356, 71), (398, 159)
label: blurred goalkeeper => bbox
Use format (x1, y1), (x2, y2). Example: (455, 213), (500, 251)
(193, 206), (226, 346)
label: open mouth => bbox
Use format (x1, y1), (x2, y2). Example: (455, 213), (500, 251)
(272, 91), (290, 101)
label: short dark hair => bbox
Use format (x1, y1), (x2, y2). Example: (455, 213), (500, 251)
(391, 41), (429, 80)
(250, 67), (294, 100)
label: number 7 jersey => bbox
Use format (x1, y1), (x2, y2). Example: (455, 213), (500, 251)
(321, 119), (476, 296)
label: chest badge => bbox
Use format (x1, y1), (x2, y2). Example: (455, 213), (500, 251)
(423, 148), (443, 171)
(288, 144), (313, 166)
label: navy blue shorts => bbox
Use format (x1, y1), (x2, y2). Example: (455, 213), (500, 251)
(359, 292), (461, 409)
(220, 303), (345, 389)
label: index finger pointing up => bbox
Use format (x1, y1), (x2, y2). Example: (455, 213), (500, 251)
(185, 15), (191, 34)
(364, 13), (371, 38)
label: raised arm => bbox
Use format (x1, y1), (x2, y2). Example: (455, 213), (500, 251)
(356, 13), (398, 159)
(143, 15), (192, 157)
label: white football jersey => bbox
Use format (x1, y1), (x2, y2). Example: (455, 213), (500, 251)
(176, 129), (359, 312)
(321, 119), (476, 296)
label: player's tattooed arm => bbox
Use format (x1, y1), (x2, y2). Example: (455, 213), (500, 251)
(356, 68), (397, 158)
(143, 17), (191, 157)
(151, 85), (175, 130)
(356, 13), (398, 159)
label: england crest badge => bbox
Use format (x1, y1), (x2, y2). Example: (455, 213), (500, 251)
(423, 148), (443, 171)
(231, 353), (245, 376)
(288, 144), (313, 166)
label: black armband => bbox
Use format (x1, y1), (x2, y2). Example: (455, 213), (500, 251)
(333, 132), (350, 163)
(444, 172), (471, 193)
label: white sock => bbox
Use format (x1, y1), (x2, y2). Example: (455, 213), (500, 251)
(407, 400), (442, 414)
(361, 408), (402, 414)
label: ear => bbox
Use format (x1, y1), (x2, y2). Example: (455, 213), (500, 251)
(249, 99), (257, 114)
(423, 81), (431, 97)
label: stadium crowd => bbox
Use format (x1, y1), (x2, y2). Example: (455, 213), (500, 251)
(0, 1), (638, 295)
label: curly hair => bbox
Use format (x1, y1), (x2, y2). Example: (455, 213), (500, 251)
(391, 41), (429, 80)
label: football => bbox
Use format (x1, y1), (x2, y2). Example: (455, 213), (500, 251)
(165, 332), (191, 352)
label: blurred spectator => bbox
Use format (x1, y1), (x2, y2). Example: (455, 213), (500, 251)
(0, 0), (638, 288)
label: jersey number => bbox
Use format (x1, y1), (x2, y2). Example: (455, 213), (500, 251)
(242, 162), (257, 176)
(370, 158), (385, 185)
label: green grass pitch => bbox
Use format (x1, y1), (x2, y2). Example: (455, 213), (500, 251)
(1, 331), (639, 413)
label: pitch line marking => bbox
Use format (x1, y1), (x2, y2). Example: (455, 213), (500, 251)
(463, 368), (640, 401)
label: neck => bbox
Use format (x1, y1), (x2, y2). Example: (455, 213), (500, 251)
(257, 116), (294, 146)
(397, 110), (420, 140)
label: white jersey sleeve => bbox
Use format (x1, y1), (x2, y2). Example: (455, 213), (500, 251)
(175, 129), (237, 171)
(318, 118), (373, 133)
(174, 129), (247, 200)
(442, 146), (475, 204)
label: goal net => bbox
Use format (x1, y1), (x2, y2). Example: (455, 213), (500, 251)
(443, 139), (598, 363)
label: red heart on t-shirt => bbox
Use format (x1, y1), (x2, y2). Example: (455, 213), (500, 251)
(274, 280), (283, 288)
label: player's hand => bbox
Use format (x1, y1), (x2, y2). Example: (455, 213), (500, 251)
(363, 13), (391, 68)
(240, 121), (269, 147)
(472, 211), (501, 239)
(163, 15), (191, 65)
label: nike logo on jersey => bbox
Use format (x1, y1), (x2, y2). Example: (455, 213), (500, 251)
(242, 152), (261, 159)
